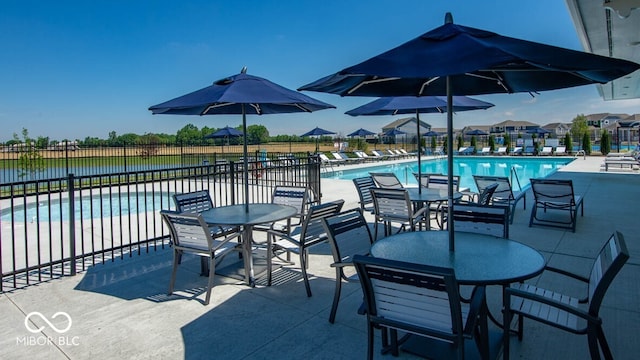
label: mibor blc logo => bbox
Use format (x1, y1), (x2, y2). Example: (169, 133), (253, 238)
(17, 311), (79, 346)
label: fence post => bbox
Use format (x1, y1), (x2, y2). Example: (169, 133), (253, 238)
(68, 173), (77, 276)
(229, 160), (236, 204)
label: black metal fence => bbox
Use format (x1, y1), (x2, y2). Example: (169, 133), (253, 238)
(0, 155), (321, 292)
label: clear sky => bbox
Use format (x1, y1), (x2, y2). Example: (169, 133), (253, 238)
(2, 0), (640, 142)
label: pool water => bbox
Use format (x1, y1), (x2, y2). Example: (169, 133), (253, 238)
(1, 192), (174, 223)
(322, 157), (573, 191)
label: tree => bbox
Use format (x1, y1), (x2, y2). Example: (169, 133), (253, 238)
(600, 131), (611, 155)
(582, 132), (591, 155)
(246, 124), (269, 144)
(430, 136), (437, 152)
(176, 124), (202, 145)
(138, 133), (162, 159)
(488, 135), (495, 152)
(564, 132), (573, 154)
(571, 114), (588, 148)
(442, 136), (448, 155)
(504, 134), (511, 151)
(470, 136), (477, 154)
(13, 128), (45, 178)
(457, 135), (464, 151)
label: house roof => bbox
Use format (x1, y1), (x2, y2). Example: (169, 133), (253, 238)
(541, 122), (572, 130)
(381, 117), (431, 131)
(491, 120), (539, 128)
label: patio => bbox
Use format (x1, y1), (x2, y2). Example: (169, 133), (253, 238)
(1, 156), (638, 359)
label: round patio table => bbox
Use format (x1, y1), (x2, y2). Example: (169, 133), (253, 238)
(201, 203), (297, 287)
(370, 230), (545, 285)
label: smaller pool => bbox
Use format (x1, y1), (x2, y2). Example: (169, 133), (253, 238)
(1, 191), (174, 223)
(322, 157), (573, 191)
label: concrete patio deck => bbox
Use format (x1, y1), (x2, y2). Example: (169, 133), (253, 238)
(1, 155), (638, 359)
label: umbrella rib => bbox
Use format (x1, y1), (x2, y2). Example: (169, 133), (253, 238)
(419, 77), (440, 95)
(250, 103), (262, 114)
(466, 72), (511, 92)
(347, 76), (401, 95)
(203, 102), (236, 114)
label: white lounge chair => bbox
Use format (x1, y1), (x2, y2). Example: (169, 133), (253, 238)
(494, 146), (507, 155)
(479, 147), (491, 155)
(554, 146), (566, 155)
(539, 146), (553, 156)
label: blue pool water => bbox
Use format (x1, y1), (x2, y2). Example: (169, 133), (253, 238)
(1, 192), (174, 223)
(322, 157), (573, 192)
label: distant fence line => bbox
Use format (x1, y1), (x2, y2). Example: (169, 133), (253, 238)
(0, 155), (321, 292)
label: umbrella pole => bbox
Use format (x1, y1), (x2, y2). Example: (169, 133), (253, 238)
(446, 76), (455, 251)
(416, 109), (422, 194)
(242, 105), (249, 213)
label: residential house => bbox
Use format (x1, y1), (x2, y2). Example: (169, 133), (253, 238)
(381, 117), (431, 143)
(541, 122), (572, 138)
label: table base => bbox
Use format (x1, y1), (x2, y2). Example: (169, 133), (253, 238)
(215, 249), (273, 283)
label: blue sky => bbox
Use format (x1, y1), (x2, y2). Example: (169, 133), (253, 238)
(2, 0), (640, 142)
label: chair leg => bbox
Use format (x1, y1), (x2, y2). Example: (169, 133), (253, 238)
(204, 256), (215, 305)
(169, 250), (180, 295)
(267, 233), (273, 286)
(329, 268), (343, 324)
(587, 328), (602, 360)
(367, 321), (375, 360)
(503, 302), (512, 360)
(300, 249), (312, 297)
(597, 325), (614, 360)
(374, 220), (380, 240)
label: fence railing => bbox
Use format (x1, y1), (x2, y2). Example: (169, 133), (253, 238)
(0, 155), (321, 292)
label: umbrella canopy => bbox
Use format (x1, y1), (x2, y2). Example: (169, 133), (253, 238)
(300, 12), (640, 251)
(204, 125), (244, 139)
(423, 130), (440, 137)
(150, 69), (335, 212)
(300, 126), (335, 137)
(301, 127), (336, 152)
(466, 129), (488, 136)
(347, 95), (494, 195)
(347, 128), (376, 137)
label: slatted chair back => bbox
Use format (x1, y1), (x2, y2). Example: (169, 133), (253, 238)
(370, 188), (412, 222)
(296, 200), (345, 248)
(173, 190), (214, 213)
(323, 208), (373, 266)
(452, 203), (510, 238)
(272, 185), (308, 214)
(369, 172), (404, 189)
(352, 176), (377, 213)
(588, 231), (629, 314)
(477, 182), (499, 205)
(354, 255), (479, 359)
(426, 174), (461, 191)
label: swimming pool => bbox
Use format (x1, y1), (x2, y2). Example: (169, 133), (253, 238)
(322, 157), (573, 191)
(1, 191), (174, 223)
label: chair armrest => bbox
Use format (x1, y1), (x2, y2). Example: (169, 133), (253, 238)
(411, 206), (429, 220)
(505, 287), (601, 325)
(544, 266), (589, 283)
(463, 285), (486, 338)
(266, 229), (301, 247)
(330, 262), (354, 268)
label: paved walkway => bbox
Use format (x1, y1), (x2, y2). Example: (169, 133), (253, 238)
(1, 155), (638, 359)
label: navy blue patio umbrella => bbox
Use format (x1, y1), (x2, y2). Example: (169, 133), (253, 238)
(301, 127), (336, 152)
(205, 125), (244, 152)
(205, 125), (244, 139)
(466, 129), (488, 136)
(346, 95), (494, 194)
(149, 68), (335, 212)
(300, 12), (640, 250)
(382, 128), (406, 136)
(423, 130), (440, 137)
(347, 128), (376, 137)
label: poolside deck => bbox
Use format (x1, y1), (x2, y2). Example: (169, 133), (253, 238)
(1, 155), (638, 359)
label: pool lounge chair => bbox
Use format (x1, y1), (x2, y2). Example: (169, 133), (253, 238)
(529, 178), (584, 232)
(523, 146), (535, 155)
(371, 150), (391, 160)
(473, 175), (526, 224)
(456, 146), (468, 155)
(510, 147), (523, 155)
(494, 146), (507, 155)
(479, 147), (491, 155)
(369, 172), (403, 189)
(539, 146), (553, 156)
(554, 146), (566, 155)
